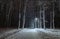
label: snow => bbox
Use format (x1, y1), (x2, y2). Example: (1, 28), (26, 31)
(5, 28), (60, 39)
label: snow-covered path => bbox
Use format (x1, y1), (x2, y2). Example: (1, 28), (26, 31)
(5, 29), (60, 39)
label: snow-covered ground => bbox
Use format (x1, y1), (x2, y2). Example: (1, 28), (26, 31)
(35, 28), (60, 37)
(46, 29), (60, 37)
(4, 28), (60, 39)
(0, 28), (21, 39)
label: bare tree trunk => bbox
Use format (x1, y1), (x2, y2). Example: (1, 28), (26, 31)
(40, 6), (42, 28)
(43, 6), (45, 29)
(18, 12), (21, 29)
(8, 1), (13, 26)
(18, 2), (21, 29)
(22, 0), (28, 28)
(53, 1), (55, 29)
(50, 12), (53, 29)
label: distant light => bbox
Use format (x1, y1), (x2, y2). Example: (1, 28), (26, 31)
(35, 18), (38, 21)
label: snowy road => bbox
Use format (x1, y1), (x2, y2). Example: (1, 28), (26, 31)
(5, 29), (60, 39)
